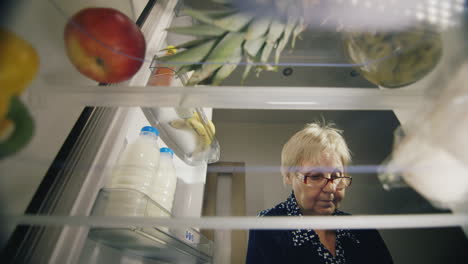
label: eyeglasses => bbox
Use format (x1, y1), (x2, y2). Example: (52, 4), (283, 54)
(295, 171), (352, 189)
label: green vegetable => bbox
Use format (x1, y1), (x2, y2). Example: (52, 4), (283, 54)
(0, 96), (35, 159)
(160, 0), (307, 85)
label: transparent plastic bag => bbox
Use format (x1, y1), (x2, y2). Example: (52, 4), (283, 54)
(382, 62), (468, 209)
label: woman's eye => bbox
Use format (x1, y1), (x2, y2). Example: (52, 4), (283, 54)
(331, 171), (343, 178)
(307, 174), (323, 181)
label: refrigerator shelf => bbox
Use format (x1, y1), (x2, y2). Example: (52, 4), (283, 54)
(26, 0), (465, 112)
(34, 84), (425, 110)
(88, 188), (213, 263)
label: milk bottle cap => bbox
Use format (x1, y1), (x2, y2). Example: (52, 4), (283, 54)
(160, 147), (174, 156)
(141, 126), (159, 136)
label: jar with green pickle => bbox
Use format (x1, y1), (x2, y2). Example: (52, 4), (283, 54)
(343, 25), (443, 88)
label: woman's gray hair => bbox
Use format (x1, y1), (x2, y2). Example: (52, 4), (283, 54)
(281, 122), (351, 184)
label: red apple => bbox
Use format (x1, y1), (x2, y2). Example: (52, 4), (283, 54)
(64, 8), (146, 83)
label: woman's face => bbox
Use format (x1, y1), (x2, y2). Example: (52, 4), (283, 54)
(287, 155), (346, 216)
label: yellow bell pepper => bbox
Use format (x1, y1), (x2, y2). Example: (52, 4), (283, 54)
(0, 28), (38, 157)
(0, 28), (39, 94)
(0, 28), (39, 123)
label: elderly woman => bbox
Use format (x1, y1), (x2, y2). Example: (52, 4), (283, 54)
(246, 123), (393, 264)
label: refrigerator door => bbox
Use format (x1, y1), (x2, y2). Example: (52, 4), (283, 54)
(1, 1), (173, 263)
(2, 1), (217, 262)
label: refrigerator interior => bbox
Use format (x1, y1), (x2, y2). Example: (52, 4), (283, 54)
(82, 107), (213, 264)
(1, 0), (468, 263)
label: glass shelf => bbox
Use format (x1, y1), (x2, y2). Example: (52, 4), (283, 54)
(17, 0), (465, 110)
(8, 213), (468, 230)
(88, 188), (213, 263)
(35, 84), (425, 109)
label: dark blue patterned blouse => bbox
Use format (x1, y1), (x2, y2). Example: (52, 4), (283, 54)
(247, 192), (393, 264)
(259, 192), (360, 264)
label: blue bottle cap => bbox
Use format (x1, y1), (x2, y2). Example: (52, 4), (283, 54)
(160, 147), (174, 156)
(141, 126), (159, 136)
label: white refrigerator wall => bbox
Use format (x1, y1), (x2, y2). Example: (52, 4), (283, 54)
(212, 109), (468, 264)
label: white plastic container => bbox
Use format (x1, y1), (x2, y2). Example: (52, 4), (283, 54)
(148, 147), (177, 217)
(105, 126), (160, 216)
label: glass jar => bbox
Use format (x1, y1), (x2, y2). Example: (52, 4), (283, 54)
(343, 25), (442, 88)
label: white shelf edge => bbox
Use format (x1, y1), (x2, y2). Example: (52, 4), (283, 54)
(7, 213), (468, 230)
(38, 85), (425, 110)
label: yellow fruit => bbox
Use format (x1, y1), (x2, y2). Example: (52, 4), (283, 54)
(0, 28), (40, 96)
(0, 93), (9, 127)
(0, 28), (39, 122)
(0, 29), (38, 158)
(207, 120), (215, 135)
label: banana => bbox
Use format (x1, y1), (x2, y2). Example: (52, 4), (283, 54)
(207, 121), (216, 136)
(169, 110), (216, 153)
(175, 107), (197, 119)
(193, 111), (216, 136)
(193, 111), (203, 122)
(187, 116), (212, 153)
(169, 119), (190, 130)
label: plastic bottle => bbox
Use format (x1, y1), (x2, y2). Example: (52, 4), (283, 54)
(148, 147), (177, 217)
(105, 126), (160, 216)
